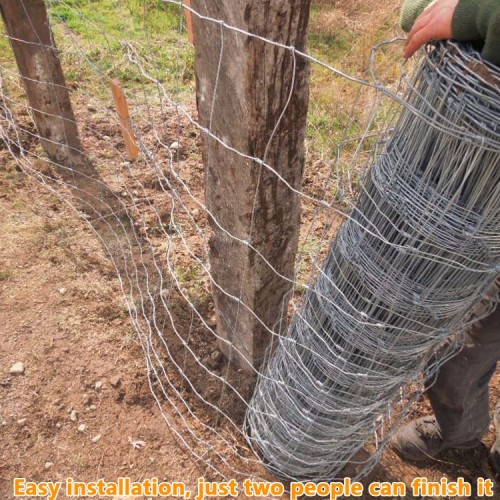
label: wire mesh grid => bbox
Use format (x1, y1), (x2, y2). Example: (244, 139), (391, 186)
(0, 0), (499, 484)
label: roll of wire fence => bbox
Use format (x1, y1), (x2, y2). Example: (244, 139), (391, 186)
(2, 0), (499, 482)
(245, 41), (500, 481)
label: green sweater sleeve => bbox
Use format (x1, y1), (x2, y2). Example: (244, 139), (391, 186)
(452, 0), (500, 65)
(400, 0), (500, 65)
(400, 0), (435, 32)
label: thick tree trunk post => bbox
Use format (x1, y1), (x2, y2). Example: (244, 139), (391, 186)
(0, 0), (124, 221)
(192, 1), (312, 372)
(0, 0), (84, 172)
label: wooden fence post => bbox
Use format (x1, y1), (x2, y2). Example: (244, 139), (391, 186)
(0, 0), (84, 174)
(192, 0), (312, 372)
(184, 0), (195, 44)
(111, 79), (139, 161)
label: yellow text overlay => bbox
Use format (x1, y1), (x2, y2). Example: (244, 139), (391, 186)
(13, 476), (495, 499)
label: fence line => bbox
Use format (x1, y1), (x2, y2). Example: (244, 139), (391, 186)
(1, 0), (498, 483)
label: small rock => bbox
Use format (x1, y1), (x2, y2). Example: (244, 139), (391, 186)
(128, 437), (145, 449)
(77, 424), (87, 433)
(70, 410), (78, 422)
(55, 423), (62, 428)
(170, 141), (180, 150)
(1, 420), (7, 426)
(44, 462), (54, 470)
(210, 350), (223, 365)
(59, 287), (66, 295)
(87, 105), (97, 112)
(121, 161), (131, 167)
(89, 404), (97, 411)
(91, 434), (102, 443)
(82, 393), (91, 405)
(103, 135), (111, 141)
(204, 350), (223, 369)
(95, 381), (103, 390)
(9, 362), (25, 375)
(17, 418), (27, 427)
(109, 375), (121, 388)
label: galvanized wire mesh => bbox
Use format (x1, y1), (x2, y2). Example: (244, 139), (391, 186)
(246, 42), (500, 481)
(1, 0), (499, 486)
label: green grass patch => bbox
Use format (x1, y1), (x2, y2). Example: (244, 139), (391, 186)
(47, 0), (194, 96)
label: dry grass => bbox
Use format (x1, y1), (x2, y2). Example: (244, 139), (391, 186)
(306, 1), (404, 171)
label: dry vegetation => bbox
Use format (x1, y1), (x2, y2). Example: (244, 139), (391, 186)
(2, 1), (499, 499)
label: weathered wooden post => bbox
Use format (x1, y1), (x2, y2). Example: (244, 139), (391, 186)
(191, 1), (312, 372)
(0, 0), (125, 221)
(183, 0), (195, 44)
(0, 0), (84, 172)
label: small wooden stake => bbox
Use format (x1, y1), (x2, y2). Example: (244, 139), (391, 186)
(184, 0), (195, 44)
(110, 78), (139, 161)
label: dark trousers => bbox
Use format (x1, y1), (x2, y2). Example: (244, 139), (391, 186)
(426, 279), (500, 446)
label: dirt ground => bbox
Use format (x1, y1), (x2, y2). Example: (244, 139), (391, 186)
(0, 165), (202, 498)
(2, 133), (500, 499)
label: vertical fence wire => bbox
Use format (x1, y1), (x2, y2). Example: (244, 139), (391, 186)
(0, 0), (498, 483)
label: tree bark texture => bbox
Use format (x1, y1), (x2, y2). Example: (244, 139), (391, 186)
(192, 0), (312, 371)
(0, 0), (83, 173)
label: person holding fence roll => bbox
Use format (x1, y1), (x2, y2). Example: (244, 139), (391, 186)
(390, 0), (500, 472)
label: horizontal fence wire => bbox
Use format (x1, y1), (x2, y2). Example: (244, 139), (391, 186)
(246, 43), (500, 481)
(0, 0), (498, 484)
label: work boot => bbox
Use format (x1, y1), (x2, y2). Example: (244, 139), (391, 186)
(391, 416), (480, 462)
(391, 416), (446, 461)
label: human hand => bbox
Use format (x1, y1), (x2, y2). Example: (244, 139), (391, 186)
(404, 0), (459, 59)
